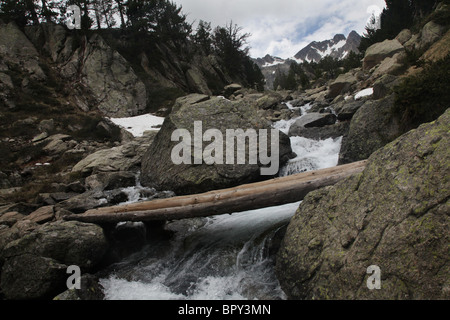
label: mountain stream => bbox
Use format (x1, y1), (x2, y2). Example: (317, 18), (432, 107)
(99, 103), (343, 300)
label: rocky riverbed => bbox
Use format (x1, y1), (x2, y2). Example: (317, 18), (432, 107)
(1, 7), (449, 299)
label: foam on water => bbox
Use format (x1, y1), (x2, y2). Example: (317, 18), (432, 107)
(280, 136), (343, 176)
(100, 202), (300, 300)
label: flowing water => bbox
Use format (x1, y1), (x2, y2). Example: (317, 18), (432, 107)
(99, 104), (343, 300)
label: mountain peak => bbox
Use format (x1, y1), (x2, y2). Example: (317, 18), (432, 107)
(293, 31), (361, 63)
(333, 34), (346, 43)
(253, 31), (361, 89)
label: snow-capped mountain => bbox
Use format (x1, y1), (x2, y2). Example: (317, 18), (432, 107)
(253, 31), (361, 89)
(253, 55), (287, 68)
(293, 31), (361, 63)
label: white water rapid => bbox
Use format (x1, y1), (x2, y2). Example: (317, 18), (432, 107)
(99, 104), (343, 300)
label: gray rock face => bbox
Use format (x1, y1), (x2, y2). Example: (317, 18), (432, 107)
(371, 52), (406, 78)
(0, 21), (46, 80)
(1, 254), (67, 300)
(288, 113), (337, 137)
(363, 39), (405, 70)
(141, 95), (294, 195)
(277, 109), (450, 300)
(372, 74), (402, 100)
(79, 34), (147, 117)
(419, 21), (446, 49)
(338, 95), (402, 164)
(395, 29), (412, 45)
(72, 132), (157, 174)
(2, 21), (146, 118)
(333, 100), (364, 121)
(327, 72), (357, 99)
(1, 221), (108, 299)
(288, 121), (349, 141)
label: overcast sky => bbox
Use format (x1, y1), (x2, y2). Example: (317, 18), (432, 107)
(174, 0), (386, 58)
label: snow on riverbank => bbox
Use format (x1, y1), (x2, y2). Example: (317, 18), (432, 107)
(354, 88), (373, 100)
(109, 114), (165, 137)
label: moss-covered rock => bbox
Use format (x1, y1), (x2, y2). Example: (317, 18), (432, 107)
(276, 108), (450, 300)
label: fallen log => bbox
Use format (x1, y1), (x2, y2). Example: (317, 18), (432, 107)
(64, 160), (367, 224)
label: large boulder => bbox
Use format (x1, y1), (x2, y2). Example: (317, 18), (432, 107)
(395, 29), (412, 45)
(288, 113), (339, 139)
(1, 221), (108, 299)
(277, 109), (450, 300)
(185, 67), (212, 96)
(371, 52), (406, 78)
(72, 132), (157, 174)
(338, 94), (402, 164)
(332, 100), (364, 121)
(363, 39), (405, 70)
(288, 122), (349, 141)
(141, 95), (294, 195)
(327, 72), (357, 99)
(419, 21), (446, 49)
(289, 113), (337, 130)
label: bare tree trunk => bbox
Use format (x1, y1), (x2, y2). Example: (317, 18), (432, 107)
(115, 0), (126, 28)
(65, 161), (367, 224)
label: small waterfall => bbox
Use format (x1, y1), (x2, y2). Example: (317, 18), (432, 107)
(100, 202), (300, 300)
(279, 136), (343, 176)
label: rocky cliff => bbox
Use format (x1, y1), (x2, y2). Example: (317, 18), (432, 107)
(0, 20), (247, 119)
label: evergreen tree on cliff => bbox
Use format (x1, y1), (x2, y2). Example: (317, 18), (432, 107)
(212, 21), (264, 90)
(126, 0), (191, 40)
(359, 0), (442, 52)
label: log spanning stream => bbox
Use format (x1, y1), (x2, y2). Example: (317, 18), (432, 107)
(96, 104), (359, 300)
(66, 161), (365, 224)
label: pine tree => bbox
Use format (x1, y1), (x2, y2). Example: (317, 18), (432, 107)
(193, 20), (212, 55)
(0, 0), (34, 26)
(212, 21), (250, 75)
(40, 0), (58, 23)
(90, 0), (116, 29)
(126, 0), (191, 40)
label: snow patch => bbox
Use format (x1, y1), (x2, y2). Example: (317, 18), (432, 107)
(109, 114), (165, 137)
(354, 88), (374, 100)
(263, 58), (285, 68)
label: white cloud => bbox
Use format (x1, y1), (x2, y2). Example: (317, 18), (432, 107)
(175, 0), (386, 58)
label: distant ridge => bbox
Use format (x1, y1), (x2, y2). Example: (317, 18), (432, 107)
(253, 31), (362, 89)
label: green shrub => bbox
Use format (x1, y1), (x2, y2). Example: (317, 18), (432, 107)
(393, 54), (450, 130)
(425, 2), (450, 27)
